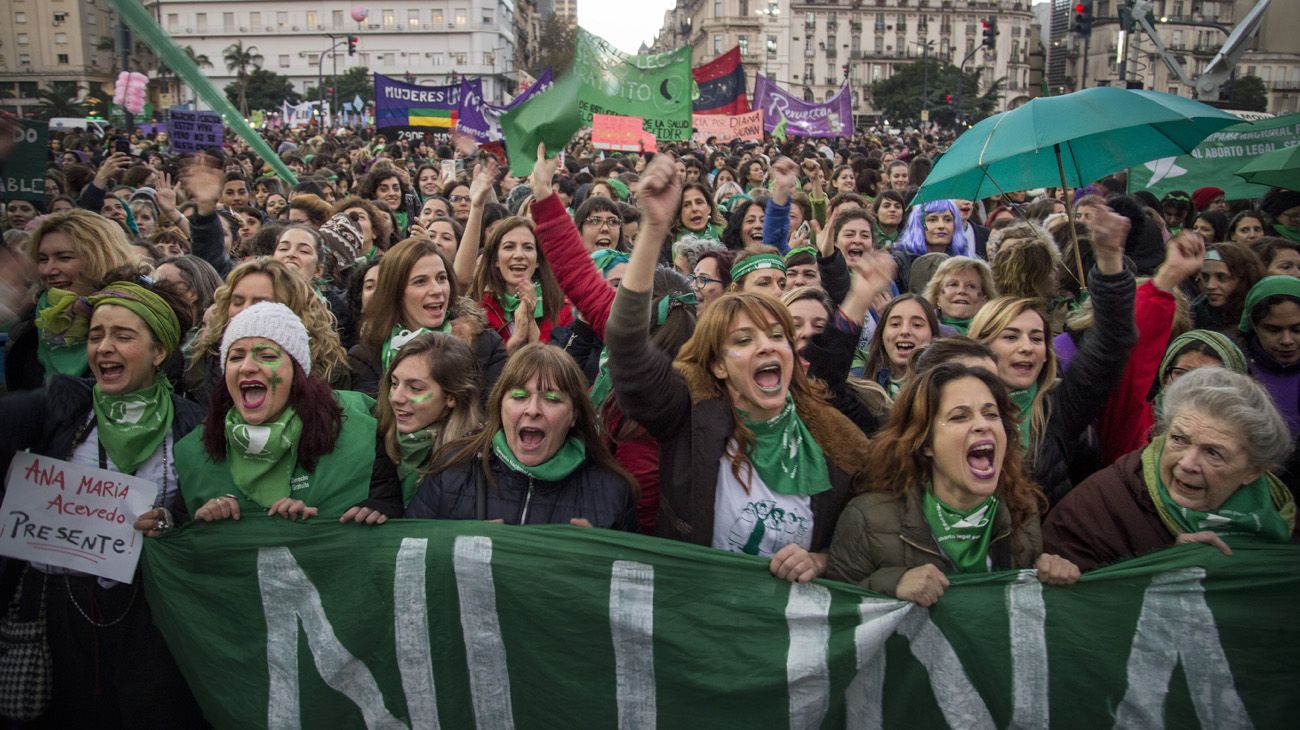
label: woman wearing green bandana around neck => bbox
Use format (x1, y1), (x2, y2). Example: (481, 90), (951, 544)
(405, 343), (638, 530)
(0, 273), (205, 727)
(606, 154), (873, 583)
(827, 364), (1079, 604)
(728, 245), (788, 300)
(176, 302), (377, 522)
(7, 210), (137, 391)
(1045, 368), (1298, 571)
(923, 256), (996, 335)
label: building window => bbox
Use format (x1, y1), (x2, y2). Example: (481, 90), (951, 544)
(484, 52), (495, 66)
(19, 54), (31, 65)
(454, 8), (467, 26)
(454, 52), (467, 64)
(57, 54), (69, 64)
(714, 35), (722, 54)
(433, 10), (444, 25)
(740, 0), (749, 16)
(53, 12), (67, 24)
(197, 13), (208, 32)
(54, 32), (66, 44)
(333, 10), (343, 28)
(409, 10), (420, 27)
(87, 12), (96, 25)
(166, 13), (178, 29)
(738, 35), (749, 55)
(307, 11), (318, 28)
(251, 12), (261, 29)
(14, 12), (25, 23)
(279, 55), (290, 68)
(224, 12), (235, 31)
(19, 82), (37, 97)
(384, 53), (396, 66)
(715, 0), (723, 18)
(275, 12), (287, 30)
(16, 33), (28, 45)
(383, 10), (395, 28)
(482, 11), (493, 25)
(307, 53), (319, 65)
(767, 34), (777, 55)
(431, 52), (444, 66)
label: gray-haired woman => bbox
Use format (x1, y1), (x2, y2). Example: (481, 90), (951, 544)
(1043, 367), (1297, 570)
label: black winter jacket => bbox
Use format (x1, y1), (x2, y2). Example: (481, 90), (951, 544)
(404, 453), (639, 531)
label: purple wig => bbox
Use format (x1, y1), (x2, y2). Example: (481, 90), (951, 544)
(894, 199), (971, 257)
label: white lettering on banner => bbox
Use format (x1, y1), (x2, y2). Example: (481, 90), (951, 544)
(610, 561), (656, 730)
(1114, 568), (1254, 730)
(258, 547), (405, 730)
(844, 598), (912, 729)
(764, 94), (831, 123)
(382, 87), (451, 104)
(1007, 575), (1049, 730)
(453, 536), (516, 730)
(395, 538), (440, 729)
(786, 583), (832, 729)
(897, 610), (998, 730)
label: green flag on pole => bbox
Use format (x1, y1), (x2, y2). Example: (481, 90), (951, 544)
(141, 516), (1300, 728)
(574, 28), (693, 142)
(107, 0), (298, 186)
(499, 73), (583, 178)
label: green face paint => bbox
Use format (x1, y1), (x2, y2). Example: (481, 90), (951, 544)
(252, 344), (286, 392)
(543, 390), (563, 404)
(509, 388), (528, 400)
(407, 391), (436, 404)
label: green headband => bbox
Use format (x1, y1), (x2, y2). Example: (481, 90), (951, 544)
(1241, 275), (1300, 333)
(1204, 248), (1223, 262)
(88, 281), (182, 357)
(606, 178), (630, 201)
(1160, 330), (1246, 379)
(730, 253), (787, 282)
(784, 246), (819, 264)
(1164, 193), (1192, 203)
(591, 248), (630, 276)
(656, 291), (697, 326)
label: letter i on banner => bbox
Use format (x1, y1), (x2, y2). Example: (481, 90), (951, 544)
(0, 452), (155, 583)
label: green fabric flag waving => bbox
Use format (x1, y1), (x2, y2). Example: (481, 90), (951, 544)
(574, 28), (693, 142)
(500, 73), (583, 178)
(141, 517), (1300, 728)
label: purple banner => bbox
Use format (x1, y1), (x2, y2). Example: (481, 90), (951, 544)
(456, 69), (555, 144)
(751, 73), (853, 139)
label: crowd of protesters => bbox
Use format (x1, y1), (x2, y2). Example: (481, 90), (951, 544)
(0, 117), (1298, 723)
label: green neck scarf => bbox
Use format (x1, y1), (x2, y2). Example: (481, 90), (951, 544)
(1141, 436), (1295, 543)
(224, 407), (303, 508)
(381, 322), (450, 371)
(34, 290), (90, 378)
(496, 281), (545, 321)
(588, 347), (613, 408)
(939, 313), (973, 334)
(396, 427), (436, 502)
(491, 429), (587, 482)
(739, 395), (831, 497)
(923, 489), (1001, 573)
(91, 372), (174, 475)
(1274, 223), (1300, 243)
(1010, 383), (1038, 452)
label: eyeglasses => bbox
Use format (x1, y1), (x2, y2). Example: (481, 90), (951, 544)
(449, 195), (471, 203)
(689, 274), (724, 289)
(583, 216), (623, 228)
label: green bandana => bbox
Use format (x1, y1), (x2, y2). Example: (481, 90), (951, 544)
(739, 395), (831, 497)
(1240, 275), (1300, 333)
(86, 282), (182, 357)
(939, 313), (973, 335)
(784, 246), (819, 265)
(91, 372), (174, 475)
(496, 282), (545, 321)
(491, 429), (587, 482)
(1275, 223), (1300, 243)
(396, 428), (436, 504)
(923, 489), (1001, 573)
(588, 347), (613, 409)
(730, 253), (787, 283)
(1141, 436), (1295, 543)
(34, 289), (90, 378)
(224, 407), (303, 508)
(380, 322), (450, 372)
(1009, 383), (1038, 452)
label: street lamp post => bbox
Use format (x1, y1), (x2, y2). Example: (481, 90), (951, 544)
(916, 39), (935, 125)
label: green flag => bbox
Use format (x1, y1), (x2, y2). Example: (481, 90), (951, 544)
(500, 73), (582, 178)
(574, 28), (693, 142)
(141, 516), (1300, 728)
(1128, 112), (1300, 201)
(773, 115), (788, 142)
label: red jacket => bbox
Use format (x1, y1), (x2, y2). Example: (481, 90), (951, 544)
(1096, 280), (1176, 465)
(531, 193), (617, 338)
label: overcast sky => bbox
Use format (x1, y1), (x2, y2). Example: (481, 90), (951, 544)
(578, 1), (676, 54)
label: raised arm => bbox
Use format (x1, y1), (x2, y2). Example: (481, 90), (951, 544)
(452, 158), (498, 292)
(180, 158), (234, 278)
(762, 157), (799, 253)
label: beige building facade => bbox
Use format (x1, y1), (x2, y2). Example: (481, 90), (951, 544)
(0, 0), (118, 117)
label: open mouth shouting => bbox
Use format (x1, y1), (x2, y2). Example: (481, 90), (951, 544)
(844, 242), (866, 263)
(96, 360), (127, 386)
(753, 360), (785, 394)
(239, 379), (269, 411)
(966, 440), (998, 480)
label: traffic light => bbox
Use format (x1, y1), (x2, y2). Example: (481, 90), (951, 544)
(841, 64), (849, 80)
(982, 17), (998, 49)
(347, 35), (359, 56)
(1071, 2), (1094, 39)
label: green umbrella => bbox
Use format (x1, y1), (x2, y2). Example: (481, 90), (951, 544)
(915, 87), (1238, 280)
(1236, 143), (1300, 193)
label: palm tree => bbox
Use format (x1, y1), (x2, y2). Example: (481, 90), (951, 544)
(34, 82), (87, 120)
(224, 42), (263, 117)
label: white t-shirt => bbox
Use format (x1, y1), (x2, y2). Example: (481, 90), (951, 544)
(711, 445), (815, 558)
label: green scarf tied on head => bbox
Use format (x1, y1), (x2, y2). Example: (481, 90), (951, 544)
(92, 372), (175, 475)
(380, 322), (450, 372)
(33, 289), (91, 378)
(396, 427), (436, 504)
(730, 253), (786, 283)
(1275, 223), (1300, 243)
(496, 282), (545, 321)
(923, 489), (1001, 573)
(739, 395), (831, 497)
(591, 249), (630, 277)
(1155, 330), (1247, 419)
(1141, 435), (1295, 542)
(491, 429), (587, 482)
(224, 407), (303, 508)
(939, 313), (973, 335)
(1239, 275), (1300, 333)
(1009, 382), (1038, 452)
(86, 282), (182, 356)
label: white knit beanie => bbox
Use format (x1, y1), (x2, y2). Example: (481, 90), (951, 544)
(220, 302), (312, 374)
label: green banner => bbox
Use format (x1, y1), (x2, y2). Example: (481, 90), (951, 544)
(574, 29), (693, 142)
(141, 516), (1299, 728)
(0, 119), (48, 202)
(106, 0), (297, 187)
(1129, 113), (1300, 201)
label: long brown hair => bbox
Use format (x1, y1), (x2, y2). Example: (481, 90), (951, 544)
(673, 292), (829, 488)
(866, 362), (1046, 530)
(470, 217), (565, 323)
(862, 294), (940, 380)
(435, 343), (636, 494)
(968, 297), (1056, 452)
(377, 332), (484, 468)
(360, 237), (459, 356)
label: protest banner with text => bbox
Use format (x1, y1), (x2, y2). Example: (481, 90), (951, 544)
(375, 74), (479, 143)
(1129, 112), (1300, 200)
(574, 29), (694, 143)
(752, 73), (853, 139)
(592, 114), (645, 151)
(141, 517), (1298, 728)
(167, 107), (224, 153)
(692, 110), (764, 144)
(0, 120), (48, 202)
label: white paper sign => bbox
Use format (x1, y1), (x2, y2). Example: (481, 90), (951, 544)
(0, 452), (155, 583)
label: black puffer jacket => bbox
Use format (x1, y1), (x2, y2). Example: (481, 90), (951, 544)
(405, 452), (639, 530)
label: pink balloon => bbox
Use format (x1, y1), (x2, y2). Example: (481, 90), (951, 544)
(350, 5), (369, 22)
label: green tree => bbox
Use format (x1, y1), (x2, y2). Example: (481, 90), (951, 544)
(309, 66), (373, 105)
(533, 14), (576, 77)
(224, 69), (300, 113)
(33, 81), (87, 120)
(869, 59), (1003, 128)
(1228, 74), (1268, 113)
(223, 41), (264, 117)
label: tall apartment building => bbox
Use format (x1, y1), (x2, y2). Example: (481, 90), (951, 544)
(652, 0), (1037, 121)
(146, 1), (527, 106)
(553, 0), (578, 26)
(1050, 0), (1300, 114)
(0, 0), (118, 117)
